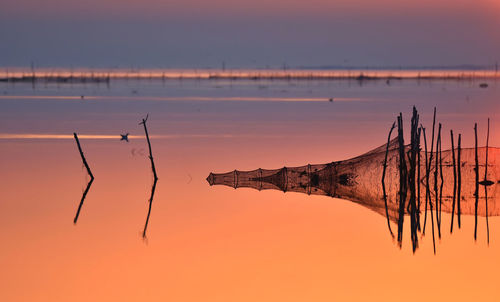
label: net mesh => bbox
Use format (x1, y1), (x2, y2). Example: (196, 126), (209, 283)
(208, 140), (500, 222)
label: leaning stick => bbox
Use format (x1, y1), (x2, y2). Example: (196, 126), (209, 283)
(73, 133), (95, 224)
(74, 133), (94, 179)
(141, 114), (159, 239)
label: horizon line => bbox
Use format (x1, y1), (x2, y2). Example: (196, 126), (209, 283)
(1, 67), (499, 82)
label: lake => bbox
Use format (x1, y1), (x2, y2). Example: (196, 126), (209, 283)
(1, 75), (499, 301)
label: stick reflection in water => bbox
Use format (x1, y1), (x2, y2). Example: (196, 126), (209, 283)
(73, 133), (95, 224)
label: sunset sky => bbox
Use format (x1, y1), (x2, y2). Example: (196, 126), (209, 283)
(1, 0), (499, 68)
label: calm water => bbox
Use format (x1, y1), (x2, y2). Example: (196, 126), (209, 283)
(1, 78), (499, 301)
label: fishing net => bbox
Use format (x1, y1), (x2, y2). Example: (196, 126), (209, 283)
(207, 140), (500, 221)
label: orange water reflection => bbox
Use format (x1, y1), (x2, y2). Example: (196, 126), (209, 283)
(1, 134), (500, 301)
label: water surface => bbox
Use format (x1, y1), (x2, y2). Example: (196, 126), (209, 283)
(1, 77), (499, 301)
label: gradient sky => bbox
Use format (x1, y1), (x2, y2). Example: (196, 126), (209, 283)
(1, 0), (499, 68)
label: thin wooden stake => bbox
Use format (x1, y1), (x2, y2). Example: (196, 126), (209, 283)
(74, 133), (94, 179)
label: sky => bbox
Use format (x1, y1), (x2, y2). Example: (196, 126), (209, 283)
(0, 0), (499, 68)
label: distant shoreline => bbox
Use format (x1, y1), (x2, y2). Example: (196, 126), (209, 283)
(1, 68), (499, 83)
